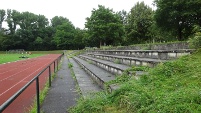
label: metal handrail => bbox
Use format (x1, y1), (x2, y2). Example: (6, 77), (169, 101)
(0, 53), (64, 113)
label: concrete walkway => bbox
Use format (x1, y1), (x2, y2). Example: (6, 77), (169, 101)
(41, 55), (78, 113)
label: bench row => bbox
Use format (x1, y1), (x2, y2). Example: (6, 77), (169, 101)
(87, 53), (166, 67)
(79, 55), (126, 75)
(89, 49), (194, 60)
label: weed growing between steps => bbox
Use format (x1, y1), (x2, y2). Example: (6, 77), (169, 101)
(67, 50), (85, 58)
(68, 62), (73, 68)
(87, 60), (93, 64)
(128, 66), (150, 71)
(114, 59), (121, 64)
(69, 50), (201, 113)
(106, 72), (132, 87)
(105, 66), (150, 87)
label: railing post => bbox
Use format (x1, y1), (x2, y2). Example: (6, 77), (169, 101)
(54, 62), (55, 73)
(57, 60), (59, 71)
(36, 77), (40, 113)
(49, 66), (51, 87)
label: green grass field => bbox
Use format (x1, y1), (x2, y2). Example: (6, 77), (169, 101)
(0, 54), (45, 64)
(0, 50), (64, 64)
(29, 50), (64, 54)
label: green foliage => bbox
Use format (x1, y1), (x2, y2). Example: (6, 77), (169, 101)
(114, 59), (120, 64)
(52, 21), (76, 49)
(85, 5), (125, 47)
(0, 9), (87, 51)
(70, 51), (201, 112)
(188, 32), (201, 49)
(6, 9), (21, 34)
(128, 66), (150, 71)
(51, 16), (69, 28)
(106, 73), (131, 87)
(0, 9), (5, 31)
(29, 50), (63, 54)
(117, 10), (128, 25)
(126, 1), (154, 44)
(149, 21), (176, 42)
(0, 54), (44, 64)
(68, 63), (73, 68)
(74, 28), (85, 49)
(1, 0), (200, 50)
(4, 9), (53, 50)
(154, 0), (201, 41)
(0, 33), (8, 50)
(67, 50), (85, 58)
(69, 92), (111, 113)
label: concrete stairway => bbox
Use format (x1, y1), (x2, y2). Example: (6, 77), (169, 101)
(69, 46), (194, 95)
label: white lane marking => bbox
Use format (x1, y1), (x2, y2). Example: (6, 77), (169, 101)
(0, 62), (49, 97)
(0, 60), (40, 75)
(0, 61), (45, 82)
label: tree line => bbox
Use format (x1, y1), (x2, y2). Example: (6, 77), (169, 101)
(0, 0), (200, 51)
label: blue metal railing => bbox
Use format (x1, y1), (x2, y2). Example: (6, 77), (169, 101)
(0, 53), (64, 113)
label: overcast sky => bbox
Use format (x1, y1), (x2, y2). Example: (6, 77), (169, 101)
(1, 0), (155, 29)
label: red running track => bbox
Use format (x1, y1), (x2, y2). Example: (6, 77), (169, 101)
(0, 54), (61, 113)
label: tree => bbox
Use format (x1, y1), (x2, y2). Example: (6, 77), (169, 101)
(18, 11), (38, 30)
(154, 0), (201, 41)
(51, 16), (70, 28)
(74, 28), (85, 49)
(85, 5), (124, 47)
(6, 9), (21, 34)
(117, 10), (128, 25)
(52, 20), (76, 49)
(50, 16), (73, 47)
(0, 9), (6, 32)
(37, 15), (49, 28)
(33, 37), (43, 50)
(126, 2), (154, 44)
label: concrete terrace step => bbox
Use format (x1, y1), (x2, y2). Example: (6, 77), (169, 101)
(73, 56), (116, 91)
(78, 55), (145, 76)
(89, 49), (195, 60)
(87, 53), (166, 67)
(69, 58), (102, 98)
(79, 55), (130, 75)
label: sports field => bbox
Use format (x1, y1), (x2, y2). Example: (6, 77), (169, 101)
(0, 50), (63, 64)
(0, 54), (44, 64)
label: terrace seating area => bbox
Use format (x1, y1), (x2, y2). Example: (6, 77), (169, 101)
(68, 43), (195, 95)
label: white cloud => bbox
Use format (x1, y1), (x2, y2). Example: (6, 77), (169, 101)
(1, 0), (154, 29)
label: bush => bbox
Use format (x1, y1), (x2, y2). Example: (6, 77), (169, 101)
(189, 32), (201, 49)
